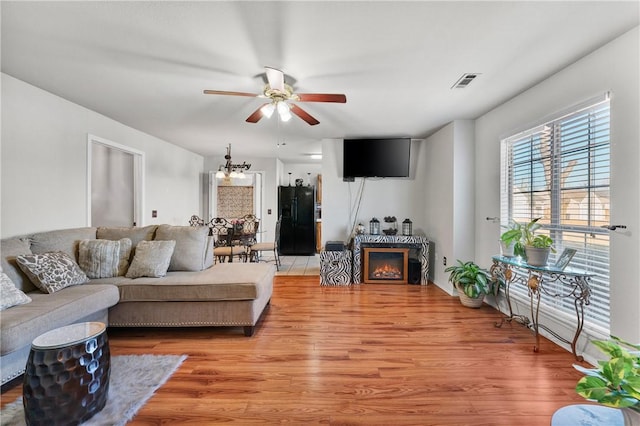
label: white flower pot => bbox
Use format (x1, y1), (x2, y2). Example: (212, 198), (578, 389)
(500, 240), (515, 257)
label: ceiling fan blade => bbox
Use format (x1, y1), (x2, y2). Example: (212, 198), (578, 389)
(296, 93), (347, 103)
(245, 103), (270, 123)
(265, 66), (285, 92)
(290, 104), (320, 126)
(203, 90), (258, 97)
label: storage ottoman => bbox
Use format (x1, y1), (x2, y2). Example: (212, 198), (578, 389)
(320, 250), (352, 286)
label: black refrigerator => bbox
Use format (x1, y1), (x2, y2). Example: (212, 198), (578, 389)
(278, 185), (316, 255)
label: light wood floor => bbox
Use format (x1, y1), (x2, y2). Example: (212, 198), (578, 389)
(2, 276), (592, 425)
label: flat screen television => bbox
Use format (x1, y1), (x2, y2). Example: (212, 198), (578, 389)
(343, 138), (411, 178)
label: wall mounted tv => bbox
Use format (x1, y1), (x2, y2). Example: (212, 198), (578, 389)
(343, 137), (411, 178)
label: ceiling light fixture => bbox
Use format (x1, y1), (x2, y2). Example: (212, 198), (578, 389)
(215, 143), (251, 179)
(276, 101), (292, 122)
(260, 103), (275, 118)
(259, 100), (293, 122)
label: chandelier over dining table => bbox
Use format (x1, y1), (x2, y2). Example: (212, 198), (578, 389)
(215, 144), (251, 179)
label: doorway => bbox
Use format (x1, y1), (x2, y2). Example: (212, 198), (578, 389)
(209, 171), (264, 241)
(87, 134), (144, 227)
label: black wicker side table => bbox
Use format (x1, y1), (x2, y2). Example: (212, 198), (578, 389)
(23, 322), (110, 426)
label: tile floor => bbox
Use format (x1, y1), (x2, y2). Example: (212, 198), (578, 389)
(259, 254), (320, 276)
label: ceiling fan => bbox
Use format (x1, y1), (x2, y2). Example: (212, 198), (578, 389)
(203, 66), (346, 126)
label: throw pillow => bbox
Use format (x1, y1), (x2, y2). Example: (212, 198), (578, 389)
(125, 240), (176, 279)
(1, 237), (36, 292)
(96, 225), (158, 261)
(16, 252), (89, 294)
(0, 271), (32, 311)
(155, 225), (213, 271)
(78, 238), (132, 278)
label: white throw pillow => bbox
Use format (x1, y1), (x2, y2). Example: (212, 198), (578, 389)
(125, 240), (176, 278)
(0, 271), (32, 310)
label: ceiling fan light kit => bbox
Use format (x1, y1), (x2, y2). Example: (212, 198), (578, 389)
(204, 66), (346, 126)
(276, 101), (292, 122)
(260, 103), (275, 118)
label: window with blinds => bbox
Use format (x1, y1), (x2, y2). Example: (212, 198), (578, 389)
(500, 97), (611, 332)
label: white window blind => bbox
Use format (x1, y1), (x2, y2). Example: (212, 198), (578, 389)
(500, 98), (611, 331)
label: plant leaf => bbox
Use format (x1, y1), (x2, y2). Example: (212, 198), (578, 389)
(576, 376), (609, 401)
(573, 364), (604, 378)
(597, 394), (638, 409)
(477, 274), (487, 285)
(604, 357), (635, 389)
(622, 376), (640, 400)
(501, 229), (521, 242)
(593, 340), (624, 358)
(611, 335), (640, 351)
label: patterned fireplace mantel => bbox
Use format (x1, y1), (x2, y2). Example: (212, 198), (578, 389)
(353, 235), (430, 285)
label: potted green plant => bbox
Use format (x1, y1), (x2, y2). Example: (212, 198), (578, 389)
(573, 336), (640, 425)
(519, 217), (555, 266)
(444, 260), (492, 308)
(500, 220), (525, 257)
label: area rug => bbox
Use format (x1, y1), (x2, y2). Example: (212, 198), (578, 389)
(1, 354), (187, 426)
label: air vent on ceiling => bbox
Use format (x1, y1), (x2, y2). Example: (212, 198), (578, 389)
(451, 73), (480, 89)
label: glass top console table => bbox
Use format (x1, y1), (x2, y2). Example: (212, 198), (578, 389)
(490, 255), (592, 361)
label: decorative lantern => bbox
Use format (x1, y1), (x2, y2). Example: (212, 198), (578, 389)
(369, 218), (380, 235)
(402, 218), (413, 236)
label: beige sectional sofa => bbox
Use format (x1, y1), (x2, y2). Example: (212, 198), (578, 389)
(0, 224), (275, 386)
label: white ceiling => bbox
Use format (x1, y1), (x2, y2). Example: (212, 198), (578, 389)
(2, 1), (638, 163)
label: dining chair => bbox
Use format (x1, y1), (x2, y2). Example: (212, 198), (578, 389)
(249, 219), (281, 270)
(209, 218), (247, 263)
(188, 215), (205, 227)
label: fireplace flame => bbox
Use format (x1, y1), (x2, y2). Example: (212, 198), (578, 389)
(371, 263), (402, 279)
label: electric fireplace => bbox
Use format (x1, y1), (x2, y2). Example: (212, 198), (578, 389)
(362, 248), (409, 284)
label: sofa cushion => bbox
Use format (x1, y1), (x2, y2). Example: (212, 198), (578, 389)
(125, 240), (176, 278)
(0, 284), (119, 356)
(78, 238), (132, 278)
(0, 271), (32, 311)
(94, 263), (275, 302)
(97, 225), (157, 261)
(1, 237), (36, 292)
(155, 225), (213, 271)
(16, 252), (89, 294)
(29, 227), (97, 262)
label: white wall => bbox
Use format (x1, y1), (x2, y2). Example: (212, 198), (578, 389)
(475, 27), (640, 348)
(422, 120), (475, 293)
(453, 120), (476, 267)
(423, 124), (454, 288)
(280, 163), (321, 187)
(321, 138), (427, 249)
(1, 73), (203, 237)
